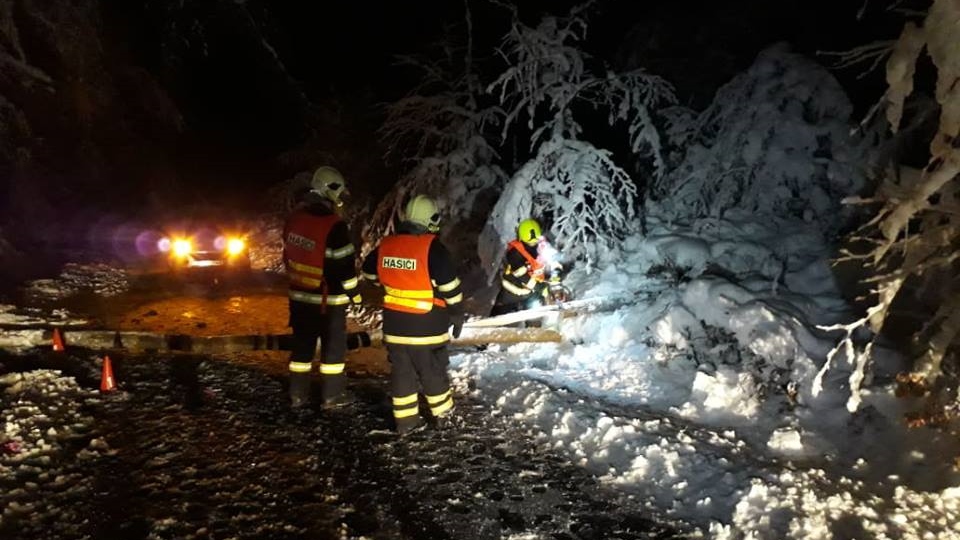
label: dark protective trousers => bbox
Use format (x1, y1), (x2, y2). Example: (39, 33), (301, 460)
(386, 343), (454, 432)
(288, 300), (348, 403)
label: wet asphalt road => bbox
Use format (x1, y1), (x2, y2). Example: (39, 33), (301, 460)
(1, 351), (687, 540)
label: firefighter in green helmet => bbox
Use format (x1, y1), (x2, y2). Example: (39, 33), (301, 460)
(490, 218), (565, 316)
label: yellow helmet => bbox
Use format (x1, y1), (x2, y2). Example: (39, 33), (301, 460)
(517, 218), (542, 246)
(310, 166), (348, 207)
(404, 195), (441, 232)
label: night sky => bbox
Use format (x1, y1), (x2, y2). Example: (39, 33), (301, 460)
(105, 0), (899, 155)
(84, 0), (919, 208)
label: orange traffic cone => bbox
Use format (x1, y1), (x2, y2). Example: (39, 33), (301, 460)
(100, 356), (116, 393)
(52, 328), (66, 352)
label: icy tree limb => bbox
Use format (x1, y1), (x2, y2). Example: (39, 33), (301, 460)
(884, 22), (924, 132)
(876, 149), (960, 260)
(820, 40), (895, 78)
(914, 295), (960, 384)
(847, 341), (875, 412)
(925, 0), (960, 157)
(814, 301), (886, 401)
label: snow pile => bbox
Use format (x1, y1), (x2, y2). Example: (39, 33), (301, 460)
(0, 370), (103, 531)
(0, 305), (90, 352)
(0, 305), (88, 327)
(451, 220), (960, 538)
(24, 263), (129, 300)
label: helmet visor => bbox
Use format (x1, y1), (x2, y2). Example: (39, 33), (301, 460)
(428, 212), (441, 232)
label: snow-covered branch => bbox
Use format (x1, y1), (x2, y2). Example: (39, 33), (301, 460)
(814, 302), (886, 412)
(479, 2), (675, 276)
(820, 39), (895, 79)
(822, 0), (960, 415)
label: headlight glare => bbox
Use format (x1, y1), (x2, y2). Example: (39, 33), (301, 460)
(172, 238), (193, 257)
(226, 237), (246, 256)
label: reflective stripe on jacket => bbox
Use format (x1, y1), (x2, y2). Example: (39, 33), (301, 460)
(284, 210), (355, 305)
(377, 234), (445, 314)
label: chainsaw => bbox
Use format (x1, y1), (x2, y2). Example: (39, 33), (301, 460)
(547, 279), (572, 304)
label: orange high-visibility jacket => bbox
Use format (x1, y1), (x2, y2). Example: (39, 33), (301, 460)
(377, 234), (445, 314)
(283, 211), (340, 292)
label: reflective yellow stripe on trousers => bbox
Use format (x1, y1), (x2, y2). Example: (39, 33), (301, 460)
(392, 393), (419, 418)
(426, 390), (453, 417)
(288, 361), (312, 373)
(320, 363), (345, 375)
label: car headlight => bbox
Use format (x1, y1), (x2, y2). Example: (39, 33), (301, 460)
(172, 238), (193, 257)
(226, 237), (246, 256)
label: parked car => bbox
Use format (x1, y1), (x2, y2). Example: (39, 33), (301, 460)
(158, 222), (251, 272)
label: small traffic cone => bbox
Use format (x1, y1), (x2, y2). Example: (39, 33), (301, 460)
(51, 328), (66, 352)
(100, 356), (116, 393)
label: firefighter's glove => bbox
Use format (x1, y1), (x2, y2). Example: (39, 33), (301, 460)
(449, 309), (464, 339)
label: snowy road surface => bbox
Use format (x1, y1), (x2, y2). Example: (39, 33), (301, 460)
(0, 351), (685, 540)
(5, 236), (960, 540)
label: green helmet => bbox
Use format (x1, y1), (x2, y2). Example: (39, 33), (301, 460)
(310, 166), (348, 207)
(404, 195), (441, 232)
(517, 218), (542, 246)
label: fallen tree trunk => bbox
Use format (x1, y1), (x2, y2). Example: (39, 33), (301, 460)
(463, 291), (649, 328)
(0, 326), (562, 354)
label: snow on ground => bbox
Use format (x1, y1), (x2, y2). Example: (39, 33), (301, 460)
(0, 305), (90, 352)
(23, 263), (129, 300)
(0, 305), (88, 328)
(0, 369), (102, 530)
(451, 214), (960, 539)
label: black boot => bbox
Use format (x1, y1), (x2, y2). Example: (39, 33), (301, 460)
(289, 372), (312, 409)
(320, 373), (350, 409)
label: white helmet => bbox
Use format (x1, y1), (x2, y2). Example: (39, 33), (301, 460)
(310, 166), (348, 207)
(403, 195), (441, 233)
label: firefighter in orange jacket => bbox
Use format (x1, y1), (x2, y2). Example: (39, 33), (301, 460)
(361, 195), (463, 434)
(491, 218), (563, 316)
(283, 166), (362, 410)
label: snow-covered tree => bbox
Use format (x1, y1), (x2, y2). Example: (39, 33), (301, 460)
(367, 5), (506, 261)
(650, 44), (865, 238)
(478, 3), (675, 277)
(817, 0), (960, 415)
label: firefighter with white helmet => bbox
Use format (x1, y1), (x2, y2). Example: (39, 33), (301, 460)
(283, 165), (362, 410)
(362, 195), (463, 434)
